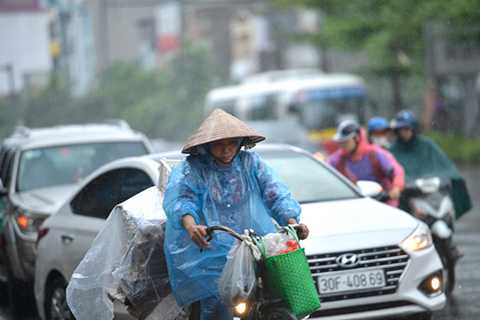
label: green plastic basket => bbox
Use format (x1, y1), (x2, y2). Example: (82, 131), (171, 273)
(256, 226), (321, 316)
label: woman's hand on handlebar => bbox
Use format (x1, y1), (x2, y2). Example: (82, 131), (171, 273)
(187, 225), (210, 249)
(287, 218), (309, 240)
(296, 223), (309, 240)
(182, 215), (210, 249)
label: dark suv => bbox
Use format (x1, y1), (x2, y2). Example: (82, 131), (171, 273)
(0, 120), (154, 317)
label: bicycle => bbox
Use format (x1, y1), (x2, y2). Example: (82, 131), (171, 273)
(203, 224), (306, 320)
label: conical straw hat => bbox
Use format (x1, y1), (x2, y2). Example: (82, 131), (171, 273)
(182, 108), (265, 154)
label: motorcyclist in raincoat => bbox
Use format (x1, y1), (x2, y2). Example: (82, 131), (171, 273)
(366, 117), (406, 207)
(163, 108), (308, 320)
(388, 109), (472, 219)
(367, 116), (393, 149)
(327, 119), (404, 207)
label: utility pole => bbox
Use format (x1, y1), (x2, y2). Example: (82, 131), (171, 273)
(0, 63), (18, 126)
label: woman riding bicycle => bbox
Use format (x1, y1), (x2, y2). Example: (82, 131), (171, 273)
(163, 108), (309, 320)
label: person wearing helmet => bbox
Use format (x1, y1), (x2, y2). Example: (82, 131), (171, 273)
(367, 116), (391, 149)
(389, 109), (472, 218)
(327, 119), (403, 206)
(163, 108), (308, 319)
(389, 109), (472, 261)
(366, 117), (406, 207)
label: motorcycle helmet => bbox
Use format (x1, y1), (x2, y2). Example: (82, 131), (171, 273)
(394, 109), (419, 132)
(332, 120), (361, 142)
(367, 117), (389, 134)
(367, 117), (391, 148)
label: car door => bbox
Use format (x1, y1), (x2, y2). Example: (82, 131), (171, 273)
(61, 168), (155, 279)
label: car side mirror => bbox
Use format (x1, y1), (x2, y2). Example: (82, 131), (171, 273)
(0, 178), (8, 196)
(356, 180), (383, 197)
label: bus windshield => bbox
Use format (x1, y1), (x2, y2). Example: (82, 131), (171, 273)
(205, 70), (376, 146)
(296, 96), (371, 131)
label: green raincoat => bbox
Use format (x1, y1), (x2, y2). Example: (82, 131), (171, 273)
(389, 134), (472, 219)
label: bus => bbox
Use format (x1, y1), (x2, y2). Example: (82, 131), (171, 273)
(204, 69), (377, 154)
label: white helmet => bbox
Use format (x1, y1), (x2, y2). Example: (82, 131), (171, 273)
(332, 120), (361, 142)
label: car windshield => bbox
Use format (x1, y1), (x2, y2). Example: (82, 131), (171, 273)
(16, 141), (149, 191)
(261, 152), (359, 203)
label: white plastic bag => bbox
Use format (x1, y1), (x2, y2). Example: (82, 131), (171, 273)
(218, 238), (258, 307)
(262, 232), (292, 258)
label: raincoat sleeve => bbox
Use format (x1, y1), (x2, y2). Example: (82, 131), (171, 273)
(162, 159), (203, 229)
(424, 137), (472, 217)
(250, 152), (301, 226)
(378, 148), (405, 191)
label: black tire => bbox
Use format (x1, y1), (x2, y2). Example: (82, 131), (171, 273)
(6, 259), (36, 318)
(186, 301), (201, 320)
(0, 278), (8, 307)
(435, 238), (456, 297)
(44, 276), (75, 320)
(262, 306), (297, 320)
(444, 260), (456, 297)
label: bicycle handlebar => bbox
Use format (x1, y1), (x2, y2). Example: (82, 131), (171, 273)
(205, 224), (303, 243)
(205, 225), (244, 242)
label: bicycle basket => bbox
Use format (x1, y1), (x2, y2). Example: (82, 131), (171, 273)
(256, 226), (321, 317)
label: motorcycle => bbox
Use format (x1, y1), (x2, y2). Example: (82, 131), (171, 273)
(401, 176), (458, 297)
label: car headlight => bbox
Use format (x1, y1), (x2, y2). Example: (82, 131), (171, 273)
(15, 208), (46, 234)
(401, 222), (433, 252)
(236, 303), (247, 314)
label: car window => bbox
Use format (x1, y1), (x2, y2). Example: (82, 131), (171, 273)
(70, 168), (154, 220)
(16, 141), (149, 191)
(0, 146), (10, 184)
(0, 147), (16, 189)
(262, 153), (359, 203)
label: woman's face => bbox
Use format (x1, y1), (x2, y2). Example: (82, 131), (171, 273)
(211, 138), (238, 164)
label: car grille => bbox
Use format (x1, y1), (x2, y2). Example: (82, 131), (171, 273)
(307, 246), (409, 303)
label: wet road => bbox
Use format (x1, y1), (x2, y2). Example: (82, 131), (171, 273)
(1, 165), (479, 320)
(430, 164), (480, 320)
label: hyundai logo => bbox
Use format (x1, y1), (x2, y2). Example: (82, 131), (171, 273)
(336, 253), (360, 268)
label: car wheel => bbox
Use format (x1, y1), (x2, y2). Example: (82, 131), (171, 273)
(262, 305), (297, 320)
(45, 276), (75, 320)
(187, 301), (201, 320)
(435, 238), (456, 297)
(6, 258), (36, 318)
(0, 282), (7, 307)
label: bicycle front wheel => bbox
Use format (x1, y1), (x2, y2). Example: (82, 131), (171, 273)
(262, 306), (297, 320)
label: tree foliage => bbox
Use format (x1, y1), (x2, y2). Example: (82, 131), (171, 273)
(3, 41), (225, 143)
(270, 0), (480, 112)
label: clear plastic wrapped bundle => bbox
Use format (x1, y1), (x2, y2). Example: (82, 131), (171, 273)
(66, 186), (184, 320)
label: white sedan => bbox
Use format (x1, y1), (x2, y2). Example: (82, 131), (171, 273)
(34, 144), (445, 320)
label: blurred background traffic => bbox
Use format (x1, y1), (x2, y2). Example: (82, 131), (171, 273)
(0, 0), (479, 158)
(1, 1), (480, 319)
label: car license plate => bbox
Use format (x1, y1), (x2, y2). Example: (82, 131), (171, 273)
(318, 269), (385, 294)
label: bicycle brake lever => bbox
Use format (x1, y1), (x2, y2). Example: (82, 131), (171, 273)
(200, 231), (214, 253)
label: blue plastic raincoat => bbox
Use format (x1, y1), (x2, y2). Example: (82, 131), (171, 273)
(163, 148), (301, 307)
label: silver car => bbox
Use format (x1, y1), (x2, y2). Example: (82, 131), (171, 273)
(0, 121), (154, 317)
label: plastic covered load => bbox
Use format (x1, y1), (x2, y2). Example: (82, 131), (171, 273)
(66, 186), (184, 320)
